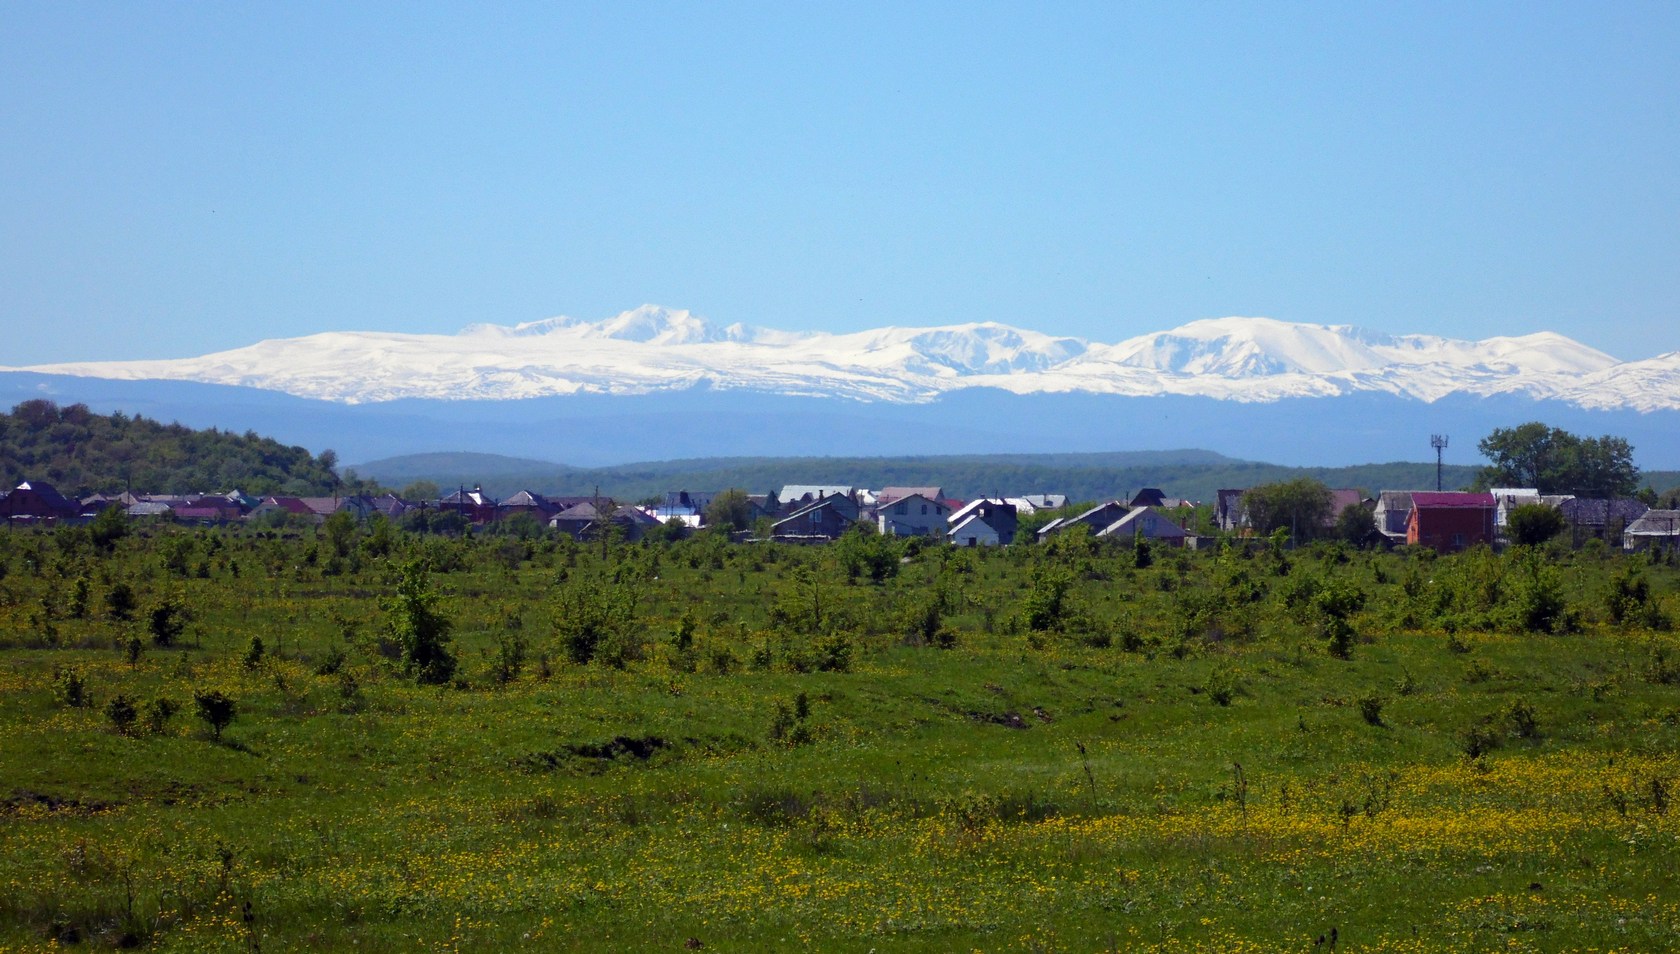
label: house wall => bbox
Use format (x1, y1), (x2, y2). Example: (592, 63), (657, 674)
(951, 520), (1001, 547)
(1408, 507), (1494, 553)
(876, 495), (949, 537)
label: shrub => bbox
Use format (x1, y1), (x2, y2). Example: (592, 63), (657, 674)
(105, 581), (137, 621)
(145, 697), (178, 735)
(1507, 504), (1566, 546)
(1204, 666), (1236, 706)
(105, 695), (138, 735)
(1506, 700), (1540, 740)
(555, 575), (642, 668)
(148, 593), (190, 648)
(52, 666), (90, 708)
(242, 636), (266, 670)
(1461, 719), (1501, 759)
(1358, 694), (1386, 727)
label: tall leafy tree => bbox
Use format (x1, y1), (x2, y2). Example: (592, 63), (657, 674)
(1476, 423), (1637, 497)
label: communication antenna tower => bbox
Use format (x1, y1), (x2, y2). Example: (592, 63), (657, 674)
(1431, 434), (1449, 491)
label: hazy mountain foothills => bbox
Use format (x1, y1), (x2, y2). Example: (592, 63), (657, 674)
(11, 305), (1680, 409)
(349, 450), (1510, 507)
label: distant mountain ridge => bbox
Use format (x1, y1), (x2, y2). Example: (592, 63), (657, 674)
(11, 305), (1675, 411)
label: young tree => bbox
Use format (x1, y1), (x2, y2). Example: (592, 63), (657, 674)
(703, 489), (754, 532)
(383, 559), (457, 684)
(193, 689), (237, 741)
(1334, 503), (1378, 547)
(1506, 503), (1567, 546)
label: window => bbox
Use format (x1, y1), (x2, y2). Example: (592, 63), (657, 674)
(895, 502), (907, 515)
(1451, 533), (1465, 548)
(920, 504), (927, 515)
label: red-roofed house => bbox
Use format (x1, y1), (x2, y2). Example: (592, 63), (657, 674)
(1406, 492), (1496, 554)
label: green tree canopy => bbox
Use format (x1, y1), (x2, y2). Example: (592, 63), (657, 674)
(1242, 478), (1334, 543)
(703, 488), (754, 532)
(1506, 503), (1567, 547)
(1476, 423), (1638, 497)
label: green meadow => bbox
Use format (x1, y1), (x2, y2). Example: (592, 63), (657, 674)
(3, 520), (1678, 952)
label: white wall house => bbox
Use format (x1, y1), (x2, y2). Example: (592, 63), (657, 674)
(877, 493), (951, 537)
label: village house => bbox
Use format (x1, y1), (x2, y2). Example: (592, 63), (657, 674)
(1623, 509), (1680, 552)
(875, 492), (952, 537)
(1096, 506), (1188, 546)
(947, 498), (1018, 547)
(652, 490), (716, 528)
(499, 490), (562, 524)
(171, 495), (246, 524)
(1559, 498), (1651, 546)
(438, 487), (498, 525)
(1373, 491), (1416, 545)
(547, 500), (658, 541)
(1215, 489), (1248, 533)
(1003, 494), (1067, 514)
(1406, 492), (1496, 554)
(1038, 500), (1130, 542)
(1, 480), (80, 523)
(776, 485), (857, 514)
(771, 494), (859, 541)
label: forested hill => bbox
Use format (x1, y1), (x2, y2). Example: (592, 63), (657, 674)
(0, 399), (344, 497)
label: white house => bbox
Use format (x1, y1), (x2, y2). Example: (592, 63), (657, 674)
(876, 493), (951, 537)
(947, 498), (1019, 546)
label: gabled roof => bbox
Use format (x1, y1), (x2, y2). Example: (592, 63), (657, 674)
(948, 497), (1017, 525)
(1410, 492), (1495, 509)
(439, 488), (495, 507)
(1097, 506), (1186, 539)
(1009, 493), (1067, 511)
(1559, 498), (1650, 524)
(1129, 488), (1167, 508)
(773, 494), (860, 529)
(1327, 488), (1364, 519)
(12, 480), (74, 510)
(778, 485), (854, 504)
(1625, 510), (1680, 536)
(255, 496), (313, 515)
(876, 486), (945, 506)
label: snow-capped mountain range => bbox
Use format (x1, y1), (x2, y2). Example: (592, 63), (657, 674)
(11, 305), (1680, 411)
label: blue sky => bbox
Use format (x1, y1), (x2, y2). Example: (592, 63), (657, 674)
(4, 2), (1677, 366)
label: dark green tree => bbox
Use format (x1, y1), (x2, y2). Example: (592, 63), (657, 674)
(1476, 423), (1638, 497)
(1334, 503), (1378, 547)
(193, 689), (237, 741)
(703, 488), (755, 532)
(1242, 479), (1334, 544)
(1506, 503), (1566, 547)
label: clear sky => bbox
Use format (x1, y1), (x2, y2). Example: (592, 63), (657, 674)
(4, 2), (1677, 366)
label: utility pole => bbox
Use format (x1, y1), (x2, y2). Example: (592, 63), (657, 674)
(1431, 434), (1449, 492)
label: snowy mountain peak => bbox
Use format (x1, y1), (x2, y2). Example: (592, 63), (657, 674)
(6, 307), (1670, 410)
(484, 305), (755, 345)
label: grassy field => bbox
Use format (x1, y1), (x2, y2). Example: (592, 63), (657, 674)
(2, 522), (1678, 952)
